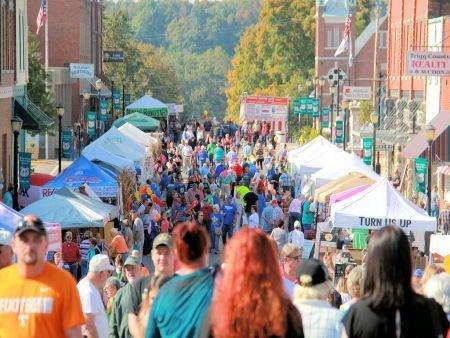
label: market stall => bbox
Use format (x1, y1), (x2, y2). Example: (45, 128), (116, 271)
(287, 135), (333, 162)
(18, 173), (54, 208)
(113, 113), (160, 132)
(118, 122), (159, 148)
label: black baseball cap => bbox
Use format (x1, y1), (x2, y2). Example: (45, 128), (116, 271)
(296, 258), (328, 287)
(15, 218), (46, 237)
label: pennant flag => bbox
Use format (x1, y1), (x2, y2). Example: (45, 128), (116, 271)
(36, 0), (47, 35)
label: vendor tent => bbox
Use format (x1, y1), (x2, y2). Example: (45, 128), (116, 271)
(125, 95), (168, 118)
(287, 135), (332, 162)
(113, 113), (160, 132)
(83, 146), (135, 170)
(330, 178), (437, 231)
(315, 172), (376, 204)
(118, 122), (159, 147)
(312, 152), (379, 188)
(44, 156), (118, 198)
(329, 184), (372, 205)
(21, 188), (118, 228)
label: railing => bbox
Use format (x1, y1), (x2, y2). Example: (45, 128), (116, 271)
(16, 95), (55, 128)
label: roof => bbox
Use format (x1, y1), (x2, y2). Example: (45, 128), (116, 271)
(355, 15), (388, 57)
(322, 0), (350, 18)
(126, 95), (167, 110)
(112, 112), (160, 132)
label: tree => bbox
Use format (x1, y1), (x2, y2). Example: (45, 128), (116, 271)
(226, 0), (316, 120)
(27, 32), (56, 128)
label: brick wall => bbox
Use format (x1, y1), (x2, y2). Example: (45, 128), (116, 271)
(0, 97), (12, 188)
(440, 17), (450, 112)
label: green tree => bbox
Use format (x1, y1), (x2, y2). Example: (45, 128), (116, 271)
(226, 0), (316, 119)
(27, 32), (56, 127)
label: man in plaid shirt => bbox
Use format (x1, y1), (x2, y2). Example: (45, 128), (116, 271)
(439, 202), (450, 235)
(279, 171), (292, 193)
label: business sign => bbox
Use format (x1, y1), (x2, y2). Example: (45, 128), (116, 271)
(113, 90), (121, 110)
(19, 152), (31, 190)
(100, 99), (109, 122)
(343, 86), (372, 100)
(69, 63), (94, 79)
(335, 120), (344, 144)
(407, 51), (450, 76)
(239, 95), (288, 121)
(362, 137), (373, 165)
(61, 130), (73, 159)
(321, 108), (331, 128)
(414, 157), (428, 194)
(103, 51), (124, 63)
(87, 111), (97, 136)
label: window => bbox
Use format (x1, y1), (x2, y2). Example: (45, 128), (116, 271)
(379, 31), (387, 49)
(326, 30), (333, 48)
(333, 28), (340, 48)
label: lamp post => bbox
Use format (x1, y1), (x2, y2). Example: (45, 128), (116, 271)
(110, 76), (115, 118)
(313, 76), (319, 98)
(122, 79), (126, 118)
(425, 124), (436, 215)
(318, 77), (325, 135)
(56, 104), (64, 173)
(95, 79), (103, 137)
(342, 100), (349, 151)
(370, 112), (380, 173)
(11, 116), (23, 210)
(74, 122), (81, 157)
(330, 85), (337, 143)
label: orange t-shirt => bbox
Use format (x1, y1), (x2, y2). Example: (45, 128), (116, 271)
(0, 262), (85, 338)
(110, 234), (128, 254)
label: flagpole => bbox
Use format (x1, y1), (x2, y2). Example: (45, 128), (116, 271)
(44, 0), (48, 89)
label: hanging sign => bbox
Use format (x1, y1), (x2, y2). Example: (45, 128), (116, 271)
(100, 99), (109, 122)
(87, 111), (97, 136)
(407, 51), (450, 76)
(19, 152), (32, 190)
(414, 157), (428, 194)
(300, 97), (308, 114)
(293, 98), (301, 115)
(113, 90), (121, 110)
(335, 120), (344, 144)
(362, 137), (373, 165)
(321, 108), (331, 128)
(61, 130), (73, 159)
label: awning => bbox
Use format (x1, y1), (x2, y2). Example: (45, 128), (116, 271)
(14, 99), (54, 130)
(403, 110), (450, 159)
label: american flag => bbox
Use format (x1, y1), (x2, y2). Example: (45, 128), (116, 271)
(36, 0), (47, 35)
(334, 14), (351, 58)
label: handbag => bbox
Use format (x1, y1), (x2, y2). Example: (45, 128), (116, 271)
(214, 226), (222, 236)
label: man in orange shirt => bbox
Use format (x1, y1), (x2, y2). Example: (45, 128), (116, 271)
(109, 228), (129, 262)
(0, 215), (85, 338)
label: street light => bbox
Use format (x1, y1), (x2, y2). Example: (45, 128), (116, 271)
(330, 85), (337, 143)
(11, 116), (23, 210)
(95, 80), (103, 137)
(425, 124), (436, 215)
(313, 77), (319, 98)
(56, 104), (65, 173)
(342, 100), (349, 151)
(370, 112), (380, 173)
(318, 77), (325, 135)
(74, 122), (81, 157)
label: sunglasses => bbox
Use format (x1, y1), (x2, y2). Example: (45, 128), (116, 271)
(287, 255), (301, 261)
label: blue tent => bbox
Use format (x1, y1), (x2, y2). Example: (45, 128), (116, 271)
(44, 156), (118, 198)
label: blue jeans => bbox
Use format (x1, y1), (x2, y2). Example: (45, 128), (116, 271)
(214, 233), (221, 252)
(68, 262), (78, 280)
(222, 224), (233, 245)
(81, 260), (88, 277)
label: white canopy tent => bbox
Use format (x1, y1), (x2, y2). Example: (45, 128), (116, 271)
(330, 178), (437, 231)
(312, 152), (380, 188)
(118, 122), (158, 148)
(20, 188), (119, 228)
(287, 135), (333, 162)
(82, 146), (135, 170)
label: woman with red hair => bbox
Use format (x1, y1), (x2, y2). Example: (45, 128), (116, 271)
(211, 228), (304, 338)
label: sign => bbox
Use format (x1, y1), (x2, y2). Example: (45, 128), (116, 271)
(414, 157), (428, 194)
(407, 51), (450, 76)
(302, 240), (315, 260)
(103, 51), (124, 63)
(239, 95), (288, 121)
(87, 111), (97, 136)
(321, 107), (331, 128)
(293, 98), (301, 114)
(343, 86), (372, 100)
(312, 98), (320, 117)
(362, 137), (373, 165)
(69, 63), (94, 79)
(113, 90), (121, 110)
(61, 130), (73, 159)
(124, 93), (131, 107)
(19, 152), (31, 190)
(100, 99), (109, 122)
(335, 120), (344, 144)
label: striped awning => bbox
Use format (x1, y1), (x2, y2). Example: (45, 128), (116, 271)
(436, 166), (450, 176)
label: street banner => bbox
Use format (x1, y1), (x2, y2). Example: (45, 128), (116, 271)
(321, 108), (330, 128)
(312, 99), (320, 117)
(61, 130), (73, 159)
(335, 120), (344, 144)
(306, 97), (313, 115)
(293, 98), (300, 114)
(124, 93), (131, 107)
(362, 137), (373, 165)
(414, 157), (428, 194)
(343, 86), (371, 100)
(19, 152), (31, 190)
(239, 96), (288, 133)
(100, 99), (109, 122)
(87, 111), (96, 136)
(407, 51), (450, 76)
(113, 90), (121, 110)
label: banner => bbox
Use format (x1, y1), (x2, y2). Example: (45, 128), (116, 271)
(124, 93), (131, 107)
(87, 111), (96, 136)
(407, 51), (450, 76)
(19, 152), (31, 190)
(61, 130), (73, 159)
(100, 99), (109, 122)
(69, 63), (94, 79)
(414, 157), (428, 194)
(362, 137), (373, 165)
(113, 90), (121, 110)
(335, 120), (344, 144)
(312, 99), (320, 117)
(293, 98), (301, 115)
(321, 108), (330, 128)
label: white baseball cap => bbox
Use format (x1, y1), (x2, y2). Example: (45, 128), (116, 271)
(89, 254), (114, 272)
(294, 221), (301, 229)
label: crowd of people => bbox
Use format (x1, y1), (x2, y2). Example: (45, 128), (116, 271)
(0, 116), (449, 338)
